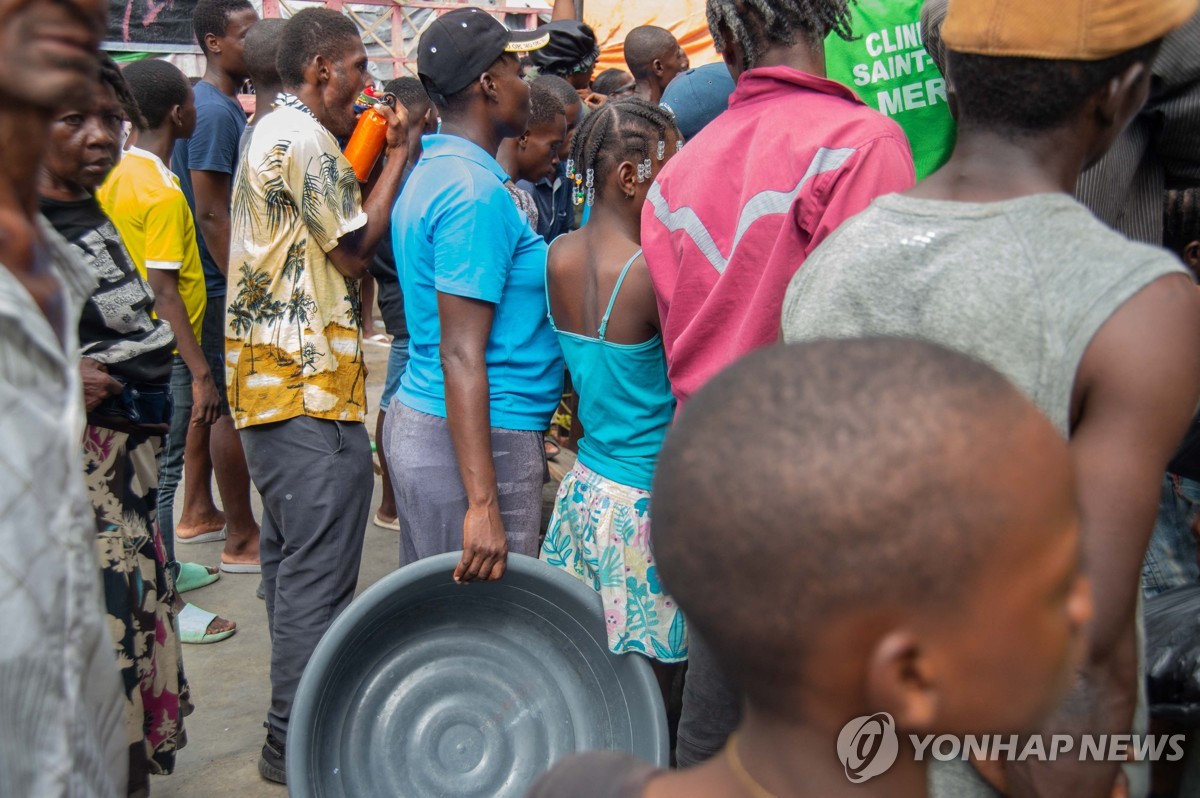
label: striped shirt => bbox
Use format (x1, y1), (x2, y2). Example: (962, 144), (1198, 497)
(1076, 12), (1200, 244)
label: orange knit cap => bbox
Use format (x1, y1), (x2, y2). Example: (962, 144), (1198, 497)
(942, 0), (1198, 60)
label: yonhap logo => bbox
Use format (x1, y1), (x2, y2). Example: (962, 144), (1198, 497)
(837, 712), (899, 783)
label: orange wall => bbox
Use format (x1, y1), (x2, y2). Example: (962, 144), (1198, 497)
(583, 0), (719, 73)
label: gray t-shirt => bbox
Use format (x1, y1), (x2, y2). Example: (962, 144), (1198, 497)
(781, 191), (1186, 435)
(783, 190), (1174, 798)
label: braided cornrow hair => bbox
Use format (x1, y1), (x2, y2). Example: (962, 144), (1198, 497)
(706, 0), (855, 71)
(1164, 188), (1200, 258)
(99, 53), (147, 130)
(565, 98), (681, 206)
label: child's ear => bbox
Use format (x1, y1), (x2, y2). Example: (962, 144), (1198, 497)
(170, 104), (183, 130)
(518, 131), (531, 149)
(1184, 241), (1200, 274)
(616, 160), (638, 198)
(864, 630), (939, 733)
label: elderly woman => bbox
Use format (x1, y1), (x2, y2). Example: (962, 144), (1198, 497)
(36, 56), (216, 796)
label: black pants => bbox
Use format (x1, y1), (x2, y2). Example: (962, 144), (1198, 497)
(676, 630), (741, 767)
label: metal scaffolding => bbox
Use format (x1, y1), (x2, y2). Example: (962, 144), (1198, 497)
(259, 1), (550, 79)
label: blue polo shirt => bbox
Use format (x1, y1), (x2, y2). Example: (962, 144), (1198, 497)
(391, 134), (563, 431)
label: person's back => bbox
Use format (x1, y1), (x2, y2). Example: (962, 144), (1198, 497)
(643, 0), (915, 767)
(549, 237), (675, 486)
(783, 193), (1176, 433)
(641, 0), (913, 406)
(784, 1), (1200, 796)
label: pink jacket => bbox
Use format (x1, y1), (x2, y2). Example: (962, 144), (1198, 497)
(642, 65), (916, 405)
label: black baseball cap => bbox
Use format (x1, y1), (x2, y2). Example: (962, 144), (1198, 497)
(418, 8), (549, 102)
(527, 20), (600, 76)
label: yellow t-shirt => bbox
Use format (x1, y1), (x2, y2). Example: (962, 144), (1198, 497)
(98, 147), (206, 345)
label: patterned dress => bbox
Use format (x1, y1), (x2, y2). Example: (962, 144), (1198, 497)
(543, 463), (687, 662)
(84, 427), (191, 786)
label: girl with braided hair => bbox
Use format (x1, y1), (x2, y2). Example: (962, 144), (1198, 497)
(540, 99), (687, 687)
(1165, 187), (1200, 280)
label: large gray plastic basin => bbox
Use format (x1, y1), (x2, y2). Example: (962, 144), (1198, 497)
(288, 552), (668, 797)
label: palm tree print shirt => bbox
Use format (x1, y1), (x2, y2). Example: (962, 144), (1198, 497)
(226, 94), (369, 428)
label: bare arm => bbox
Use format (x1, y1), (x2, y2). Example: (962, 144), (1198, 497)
(438, 292), (508, 584)
(146, 270), (220, 427)
(191, 170), (232, 276)
(1005, 273), (1200, 797)
(551, 0), (577, 21)
(326, 103), (410, 280)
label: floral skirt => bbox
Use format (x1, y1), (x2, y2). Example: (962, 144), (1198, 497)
(83, 425), (191, 792)
(541, 462), (687, 663)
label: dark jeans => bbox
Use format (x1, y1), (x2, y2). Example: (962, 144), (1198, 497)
(1142, 473), (1200, 597)
(676, 629), (741, 767)
(240, 416), (373, 740)
(157, 355), (191, 578)
(200, 294), (231, 416)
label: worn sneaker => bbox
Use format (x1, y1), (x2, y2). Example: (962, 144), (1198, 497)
(259, 728), (286, 784)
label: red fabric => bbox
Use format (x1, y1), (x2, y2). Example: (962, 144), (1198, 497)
(641, 65), (915, 406)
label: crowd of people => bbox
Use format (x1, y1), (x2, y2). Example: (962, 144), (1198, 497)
(2, 0), (1200, 796)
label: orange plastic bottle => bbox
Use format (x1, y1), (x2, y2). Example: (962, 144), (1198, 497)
(344, 91), (390, 182)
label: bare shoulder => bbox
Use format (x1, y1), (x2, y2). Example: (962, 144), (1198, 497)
(547, 229), (587, 278)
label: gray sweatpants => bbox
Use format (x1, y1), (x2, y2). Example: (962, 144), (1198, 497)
(382, 402), (544, 566)
(240, 416), (373, 741)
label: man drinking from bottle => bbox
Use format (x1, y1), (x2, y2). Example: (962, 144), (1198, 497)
(225, 7), (409, 784)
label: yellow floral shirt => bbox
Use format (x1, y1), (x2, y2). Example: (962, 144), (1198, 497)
(227, 94), (368, 428)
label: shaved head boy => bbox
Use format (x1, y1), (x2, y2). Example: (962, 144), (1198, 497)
(531, 338), (1092, 798)
(624, 25), (689, 103)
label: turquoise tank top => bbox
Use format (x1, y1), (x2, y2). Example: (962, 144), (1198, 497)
(546, 248), (676, 491)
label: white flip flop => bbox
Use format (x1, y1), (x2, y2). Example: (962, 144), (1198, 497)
(178, 603), (236, 644)
(176, 528), (227, 545)
(219, 560), (262, 574)
(373, 512), (401, 531)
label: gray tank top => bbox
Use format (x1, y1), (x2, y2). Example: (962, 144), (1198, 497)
(783, 190), (1174, 798)
(781, 191), (1185, 435)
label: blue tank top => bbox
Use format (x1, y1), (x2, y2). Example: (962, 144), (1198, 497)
(546, 248), (676, 491)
